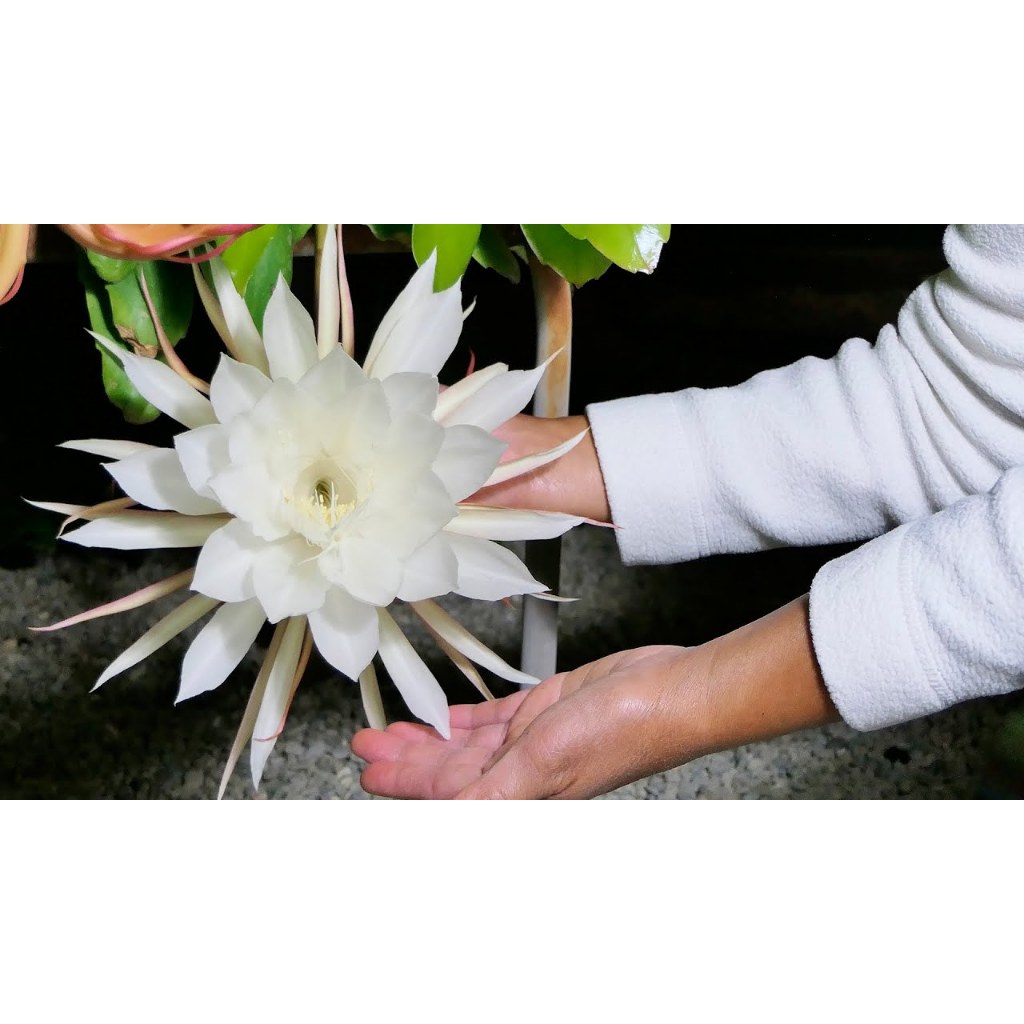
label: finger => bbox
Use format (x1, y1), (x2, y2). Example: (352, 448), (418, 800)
(353, 721), (509, 766)
(352, 724), (468, 763)
(448, 690), (530, 731)
(490, 674), (568, 760)
(361, 746), (494, 800)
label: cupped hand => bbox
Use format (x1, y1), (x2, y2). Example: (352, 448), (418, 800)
(351, 645), (705, 800)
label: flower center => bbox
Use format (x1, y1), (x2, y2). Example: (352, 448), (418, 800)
(281, 460), (363, 547)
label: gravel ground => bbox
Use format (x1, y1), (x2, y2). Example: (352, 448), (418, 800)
(2, 526), (1017, 799)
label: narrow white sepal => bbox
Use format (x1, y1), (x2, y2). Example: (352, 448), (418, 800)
(93, 594), (218, 690)
(358, 662), (387, 730)
(217, 620), (287, 799)
(62, 513), (228, 550)
(250, 615), (306, 789)
(441, 351), (561, 433)
(482, 429), (589, 488)
(316, 223), (341, 359)
(60, 438), (158, 460)
(411, 600), (539, 685)
(32, 568), (194, 633)
(444, 533), (547, 600)
(89, 330), (217, 430)
(445, 506), (586, 541)
(209, 257), (270, 374)
(177, 597), (266, 703)
(376, 608), (451, 739)
(433, 362), (507, 423)
(364, 251), (464, 381)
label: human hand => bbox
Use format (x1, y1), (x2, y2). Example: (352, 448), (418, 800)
(351, 596), (838, 799)
(471, 413), (612, 523)
(352, 645), (702, 799)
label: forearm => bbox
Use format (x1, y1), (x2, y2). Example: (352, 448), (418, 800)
(587, 225), (1024, 566)
(474, 413), (611, 522)
(684, 595), (839, 760)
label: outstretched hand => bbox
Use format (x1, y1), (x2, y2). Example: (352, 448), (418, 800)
(351, 597), (838, 799)
(352, 645), (702, 799)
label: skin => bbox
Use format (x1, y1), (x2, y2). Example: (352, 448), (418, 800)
(351, 414), (839, 799)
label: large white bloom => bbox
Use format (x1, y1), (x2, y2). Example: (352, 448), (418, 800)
(33, 248), (589, 794)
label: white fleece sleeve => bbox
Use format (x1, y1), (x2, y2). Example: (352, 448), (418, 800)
(586, 224), (1024, 565)
(809, 465), (1024, 729)
(585, 224), (1024, 729)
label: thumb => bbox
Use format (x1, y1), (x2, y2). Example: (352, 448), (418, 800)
(454, 731), (563, 800)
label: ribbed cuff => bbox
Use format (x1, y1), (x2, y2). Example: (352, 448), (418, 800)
(586, 393), (711, 566)
(808, 525), (946, 731)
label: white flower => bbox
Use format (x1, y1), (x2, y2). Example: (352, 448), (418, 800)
(33, 247), (590, 794)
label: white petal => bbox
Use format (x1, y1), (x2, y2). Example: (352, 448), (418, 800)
(357, 472), (456, 558)
(63, 513), (227, 550)
(262, 274), (318, 382)
(105, 448), (223, 515)
(362, 251), (435, 373)
(445, 506), (585, 541)
(358, 663), (387, 730)
(177, 597), (266, 703)
(482, 429), (589, 488)
(364, 252), (464, 380)
(250, 615), (307, 788)
(322, 536), (403, 606)
(60, 438), (158, 460)
(252, 535), (330, 623)
(297, 344), (367, 409)
(411, 599), (539, 686)
(307, 587), (380, 680)
(209, 257), (270, 374)
(173, 424), (230, 499)
(94, 594), (218, 689)
(209, 354), (272, 423)
(192, 519), (264, 602)
(441, 355), (557, 433)
(376, 608), (451, 739)
(431, 425), (506, 501)
(445, 533), (547, 600)
(433, 362), (507, 422)
(396, 533), (459, 601)
(207, 463), (289, 542)
(380, 372), (439, 418)
(90, 330), (216, 429)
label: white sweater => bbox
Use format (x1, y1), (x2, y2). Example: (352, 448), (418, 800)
(586, 224), (1024, 730)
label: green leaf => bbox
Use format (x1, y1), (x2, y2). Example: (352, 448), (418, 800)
(98, 347), (160, 424)
(86, 250), (136, 284)
(411, 224), (482, 291)
(367, 224), (412, 244)
(559, 224), (671, 273)
(472, 225), (521, 283)
(521, 224), (611, 286)
(220, 224), (311, 330)
(78, 256), (159, 424)
(106, 261), (194, 351)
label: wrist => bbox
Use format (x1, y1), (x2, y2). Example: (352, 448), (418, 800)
(685, 595), (839, 760)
